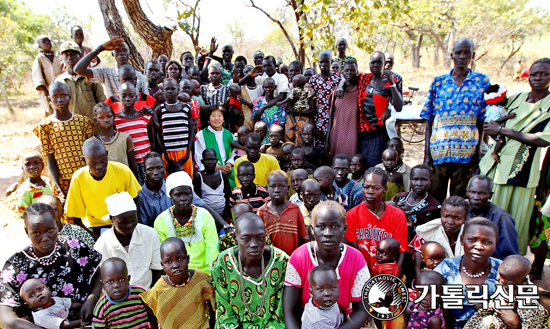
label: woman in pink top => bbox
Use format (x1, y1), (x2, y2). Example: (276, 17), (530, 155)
(283, 200), (371, 329)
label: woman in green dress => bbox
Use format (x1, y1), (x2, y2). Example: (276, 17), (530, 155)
(479, 58), (550, 255)
(211, 212), (288, 329)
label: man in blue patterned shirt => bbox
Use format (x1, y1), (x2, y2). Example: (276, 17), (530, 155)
(420, 38), (490, 203)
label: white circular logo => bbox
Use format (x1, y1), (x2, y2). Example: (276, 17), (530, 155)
(361, 274), (408, 321)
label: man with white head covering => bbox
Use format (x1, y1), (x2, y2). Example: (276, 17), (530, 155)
(153, 172), (219, 274)
(94, 191), (163, 289)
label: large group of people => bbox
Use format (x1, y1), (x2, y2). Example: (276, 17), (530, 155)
(2, 25), (550, 329)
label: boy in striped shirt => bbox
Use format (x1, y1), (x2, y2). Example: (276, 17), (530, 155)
(93, 257), (156, 329)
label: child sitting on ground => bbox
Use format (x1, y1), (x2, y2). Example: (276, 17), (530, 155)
(300, 179), (322, 240)
(301, 123), (326, 168)
(257, 170), (307, 256)
(289, 169), (309, 208)
(227, 83), (248, 129)
(219, 203), (273, 252)
(21, 278), (83, 329)
(404, 271), (445, 329)
(253, 78), (286, 129)
(279, 74), (315, 145)
(38, 194), (95, 247)
(154, 78), (194, 177)
(229, 161), (271, 212)
(141, 238), (215, 329)
(372, 238), (400, 276)
(381, 148), (405, 201)
(484, 84), (516, 163)
(17, 150), (60, 217)
(289, 148), (315, 175)
(93, 103), (137, 177)
(93, 257), (156, 329)
(233, 125), (249, 157)
(260, 125), (285, 162)
(301, 265), (343, 329)
(254, 119), (269, 146)
(33, 82), (95, 196)
(464, 255), (548, 329)
(193, 148), (232, 218)
(114, 82), (154, 185)
(281, 142), (296, 171)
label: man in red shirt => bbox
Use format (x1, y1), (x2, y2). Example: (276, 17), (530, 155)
(345, 166), (409, 277)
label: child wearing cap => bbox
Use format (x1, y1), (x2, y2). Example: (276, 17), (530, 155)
(483, 84), (516, 163)
(153, 171), (219, 275)
(32, 35), (62, 117)
(94, 192), (163, 290)
(54, 40), (106, 120)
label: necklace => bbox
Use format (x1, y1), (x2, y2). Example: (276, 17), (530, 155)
(404, 192), (429, 207)
(166, 272), (192, 287)
(367, 205), (381, 219)
(43, 52), (53, 56)
(165, 100), (181, 106)
(238, 251), (266, 317)
(29, 243), (61, 266)
(98, 133), (115, 143)
(462, 260), (488, 278)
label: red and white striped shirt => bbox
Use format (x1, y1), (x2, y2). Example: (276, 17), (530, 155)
(114, 115), (152, 163)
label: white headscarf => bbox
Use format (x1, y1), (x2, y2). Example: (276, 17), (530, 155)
(166, 171), (194, 197)
(104, 191), (137, 216)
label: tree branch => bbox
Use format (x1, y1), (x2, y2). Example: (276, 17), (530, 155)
(246, 0), (299, 60)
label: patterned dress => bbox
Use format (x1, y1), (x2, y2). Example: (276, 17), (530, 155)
(0, 237), (102, 321)
(285, 87), (314, 145)
(33, 114), (95, 194)
(17, 176), (59, 217)
(253, 96), (286, 129)
(406, 304), (444, 329)
(141, 272), (215, 329)
(114, 114), (152, 185)
(212, 246), (288, 329)
(309, 73), (342, 141)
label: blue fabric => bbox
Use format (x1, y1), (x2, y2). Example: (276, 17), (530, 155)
(420, 69), (490, 165)
(359, 132), (385, 169)
(334, 179), (364, 210)
(433, 256), (502, 328)
(467, 202), (519, 260)
(138, 180), (205, 226)
(320, 188), (349, 210)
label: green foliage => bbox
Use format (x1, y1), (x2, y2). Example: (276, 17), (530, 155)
(165, 0), (201, 47)
(0, 0), (93, 94)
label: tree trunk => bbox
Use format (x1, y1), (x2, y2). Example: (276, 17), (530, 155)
(412, 34), (423, 68)
(0, 75), (14, 116)
(444, 29), (455, 68)
(97, 0), (144, 71)
(121, 0), (174, 61)
(433, 44), (439, 66)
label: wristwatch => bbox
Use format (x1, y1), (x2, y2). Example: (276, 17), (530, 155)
(223, 224), (231, 230)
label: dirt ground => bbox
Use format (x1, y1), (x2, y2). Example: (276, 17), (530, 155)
(1, 74), (549, 311)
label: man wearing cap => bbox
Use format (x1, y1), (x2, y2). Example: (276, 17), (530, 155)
(65, 137), (142, 237)
(94, 191), (163, 290)
(32, 35), (62, 116)
(54, 41), (106, 120)
(153, 171), (219, 275)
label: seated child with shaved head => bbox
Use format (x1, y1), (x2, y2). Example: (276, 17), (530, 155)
(260, 125), (285, 162)
(21, 278), (83, 329)
(372, 238), (401, 276)
(301, 265), (343, 329)
(93, 257), (156, 329)
(464, 255), (549, 329)
(141, 238), (215, 329)
(17, 150), (60, 217)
